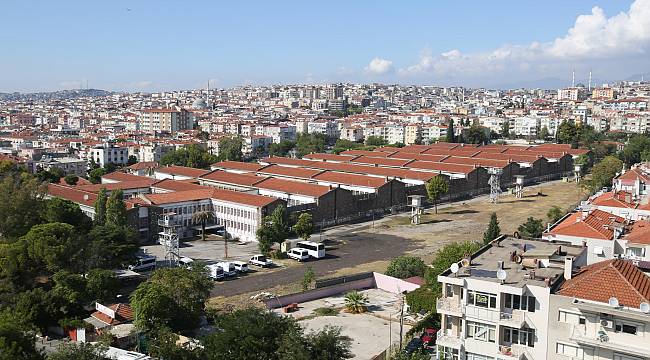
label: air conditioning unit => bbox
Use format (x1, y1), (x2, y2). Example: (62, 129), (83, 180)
(600, 320), (614, 329)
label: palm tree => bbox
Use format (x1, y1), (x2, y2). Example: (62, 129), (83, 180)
(344, 291), (368, 314)
(192, 210), (215, 241)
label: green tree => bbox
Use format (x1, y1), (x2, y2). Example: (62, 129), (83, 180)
(556, 121), (577, 145)
(424, 241), (482, 286)
(36, 168), (64, 183)
(131, 266), (212, 332)
(12, 288), (63, 332)
(547, 206), (564, 224)
(256, 219), (276, 255)
(301, 266), (315, 291)
(517, 217), (544, 238)
(385, 256), (426, 279)
(85, 269), (119, 304)
(425, 176), (449, 214)
(538, 125), (550, 140)
(105, 189), (127, 226)
(192, 211), (215, 242)
(0, 174), (44, 240)
(51, 270), (88, 315)
(93, 188), (108, 226)
(269, 140), (296, 157)
(44, 198), (92, 230)
(217, 137), (244, 162)
(295, 133), (327, 158)
(501, 120), (510, 139)
(587, 155), (624, 192)
(0, 311), (44, 360)
(147, 327), (205, 360)
(445, 121), (455, 143)
(305, 326), (352, 360)
(22, 222), (78, 273)
(332, 139), (362, 154)
(63, 174), (79, 185)
(292, 213), (314, 241)
(48, 342), (108, 360)
(86, 224), (139, 270)
(88, 168), (106, 184)
(621, 134), (650, 166)
(483, 212), (501, 244)
(464, 125), (487, 144)
(127, 155), (138, 166)
(160, 144), (218, 169)
(343, 291), (368, 314)
(365, 136), (387, 147)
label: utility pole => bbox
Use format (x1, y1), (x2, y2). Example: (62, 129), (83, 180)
(399, 291), (406, 350)
(224, 231), (229, 259)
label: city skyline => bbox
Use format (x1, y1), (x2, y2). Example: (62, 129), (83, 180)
(1, 0), (649, 92)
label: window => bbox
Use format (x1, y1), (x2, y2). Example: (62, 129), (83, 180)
(503, 327), (535, 347)
(468, 291), (497, 308)
(556, 342), (578, 357)
(505, 294), (536, 312)
(615, 322), (638, 335)
(445, 283), (454, 298)
(466, 321), (496, 343)
(438, 346), (459, 360)
(558, 310), (583, 324)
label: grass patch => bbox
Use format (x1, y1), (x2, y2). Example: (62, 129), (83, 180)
(313, 307), (339, 316)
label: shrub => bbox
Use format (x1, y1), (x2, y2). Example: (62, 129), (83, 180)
(386, 256), (426, 279)
(405, 287), (438, 314)
(313, 307), (338, 316)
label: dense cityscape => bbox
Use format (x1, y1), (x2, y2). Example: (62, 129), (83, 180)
(2, 1), (650, 360)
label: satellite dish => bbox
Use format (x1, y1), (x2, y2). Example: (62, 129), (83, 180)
(461, 258), (471, 267)
(608, 297), (619, 307)
(497, 269), (507, 283)
(640, 302), (650, 313)
(450, 263), (459, 274)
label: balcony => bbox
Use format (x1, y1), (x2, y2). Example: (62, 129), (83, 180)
(570, 325), (650, 358)
(499, 310), (527, 328)
(437, 297), (464, 316)
(497, 344), (529, 360)
(465, 305), (500, 322)
(436, 331), (464, 349)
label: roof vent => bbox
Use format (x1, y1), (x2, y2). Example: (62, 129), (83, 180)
(83, 194), (89, 201)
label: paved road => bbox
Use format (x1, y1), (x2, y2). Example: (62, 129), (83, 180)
(210, 231), (413, 298)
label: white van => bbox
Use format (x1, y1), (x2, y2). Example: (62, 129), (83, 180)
(232, 261), (249, 273)
(178, 257), (194, 268)
(287, 248), (310, 262)
(217, 262), (237, 277)
(296, 241), (325, 259)
(207, 264), (224, 280)
(128, 254), (156, 272)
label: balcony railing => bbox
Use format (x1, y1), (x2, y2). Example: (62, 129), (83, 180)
(436, 297), (464, 315)
(465, 305), (500, 322)
(497, 344), (529, 359)
(570, 325), (650, 358)
(436, 331), (464, 349)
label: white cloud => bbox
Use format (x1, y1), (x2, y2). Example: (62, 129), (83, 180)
(397, 0), (650, 84)
(364, 57), (394, 75)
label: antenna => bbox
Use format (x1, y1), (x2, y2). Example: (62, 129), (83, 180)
(497, 269), (507, 284)
(450, 262), (459, 275)
(588, 70), (592, 92)
(608, 297), (619, 308)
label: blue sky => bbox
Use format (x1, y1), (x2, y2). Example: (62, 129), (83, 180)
(1, 0), (648, 92)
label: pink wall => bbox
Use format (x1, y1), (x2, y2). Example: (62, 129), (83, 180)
(373, 272), (420, 294)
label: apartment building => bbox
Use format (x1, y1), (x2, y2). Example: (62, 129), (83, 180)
(436, 236), (586, 360)
(89, 143), (129, 167)
(307, 120), (339, 139)
(514, 117), (540, 137)
(557, 88), (586, 102)
(404, 125), (422, 145)
(592, 88), (616, 100)
(29, 156), (87, 176)
(548, 259), (650, 360)
(137, 108), (192, 132)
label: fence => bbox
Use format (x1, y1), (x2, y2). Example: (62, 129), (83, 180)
(262, 276), (376, 309)
(315, 272), (374, 288)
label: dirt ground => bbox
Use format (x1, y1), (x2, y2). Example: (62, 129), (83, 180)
(207, 180), (586, 309)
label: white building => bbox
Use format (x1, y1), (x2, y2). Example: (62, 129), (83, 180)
(89, 143), (129, 167)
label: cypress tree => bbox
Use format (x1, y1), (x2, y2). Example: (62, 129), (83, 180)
(483, 212), (501, 244)
(106, 189), (127, 226)
(94, 188), (108, 226)
(446, 120), (455, 143)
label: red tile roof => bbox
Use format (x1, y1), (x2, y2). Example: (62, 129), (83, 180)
(102, 171), (151, 183)
(142, 188), (277, 207)
(76, 179), (156, 193)
(623, 221), (650, 245)
(211, 161), (265, 172)
(257, 164), (324, 179)
(151, 179), (211, 192)
(261, 157), (317, 167)
(548, 210), (625, 240)
(91, 303), (134, 326)
(155, 165), (210, 178)
(304, 153), (359, 162)
(199, 170), (266, 187)
(405, 160), (478, 175)
(255, 177), (332, 197)
(558, 259), (650, 308)
(388, 152), (447, 163)
(313, 171), (387, 188)
(350, 156), (414, 168)
(126, 161), (159, 171)
(47, 183), (97, 207)
(591, 191), (639, 209)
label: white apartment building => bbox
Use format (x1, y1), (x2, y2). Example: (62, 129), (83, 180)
(436, 236), (586, 360)
(307, 120), (339, 138)
(514, 117), (541, 137)
(557, 88), (585, 102)
(421, 125), (448, 143)
(262, 124), (296, 143)
(89, 143), (129, 167)
(137, 144), (175, 163)
(548, 259), (650, 360)
(385, 125), (405, 144)
(340, 126), (364, 142)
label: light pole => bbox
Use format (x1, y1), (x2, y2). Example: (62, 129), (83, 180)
(399, 290), (407, 350)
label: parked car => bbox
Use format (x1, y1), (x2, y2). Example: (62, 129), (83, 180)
(207, 264), (224, 280)
(217, 261), (237, 277)
(179, 257), (194, 268)
(249, 255), (273, 268)
(232, 261), (249, 273)
(287, 248), (310, 262)
(128, 254), (156, 272)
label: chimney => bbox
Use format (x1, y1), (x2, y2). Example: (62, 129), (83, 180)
(564, 257), (573, 280)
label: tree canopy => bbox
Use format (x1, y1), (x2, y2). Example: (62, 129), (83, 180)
(517, 217), (544, 238)
(587, 155), (623, 192)
(295, 133), (327, 158)
(425, 176), (448, 214)
(160, 144), (218, 169)
(216, 137), (244, 162)
(292, 213), (314, 241)
(385, 256), (426, 279)
(483, 212), (501, 244)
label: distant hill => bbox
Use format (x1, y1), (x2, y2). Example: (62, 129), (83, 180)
(624, 72), (650, 82)
(0, 89), (113, 101)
